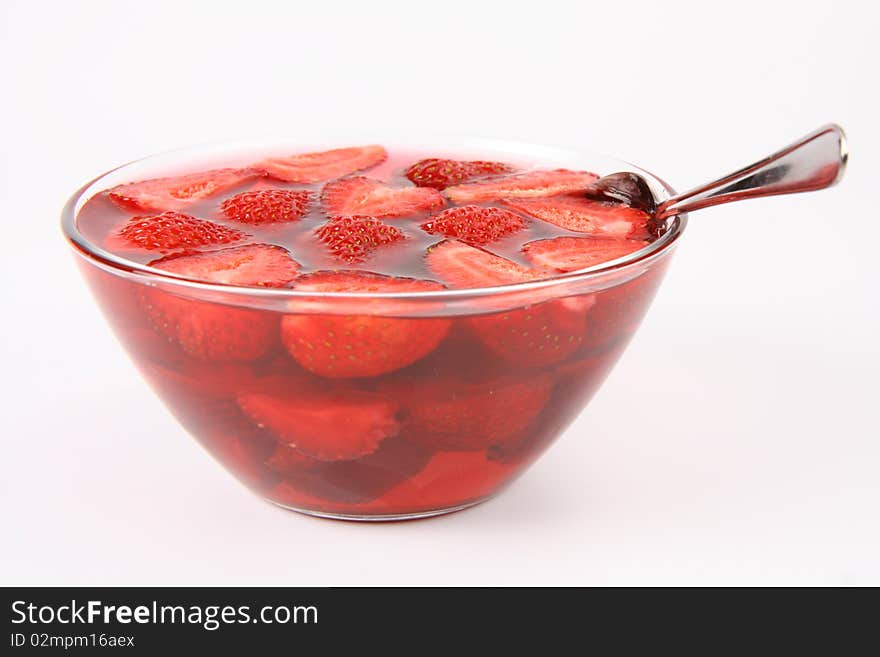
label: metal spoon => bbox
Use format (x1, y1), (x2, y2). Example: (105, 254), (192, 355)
(584, 124), (848, 229)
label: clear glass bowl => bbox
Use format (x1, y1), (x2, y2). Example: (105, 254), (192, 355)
(62, 137), (687, 521)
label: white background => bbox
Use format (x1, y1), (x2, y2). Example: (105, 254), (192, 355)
(2, 0), (878, 586)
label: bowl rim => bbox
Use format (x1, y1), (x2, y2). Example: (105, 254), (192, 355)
(61, 136), (688, 302)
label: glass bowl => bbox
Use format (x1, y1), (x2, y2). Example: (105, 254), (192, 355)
(62, 137), (687, 521)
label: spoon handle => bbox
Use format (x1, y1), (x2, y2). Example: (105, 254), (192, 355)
(656, 124), (848, 220)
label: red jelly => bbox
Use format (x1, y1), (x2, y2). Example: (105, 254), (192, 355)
(64, 139), (684, 520)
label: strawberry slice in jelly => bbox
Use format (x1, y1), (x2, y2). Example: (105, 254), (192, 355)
(426, 240), (590, 366)
(149, 243), (302, 287)
(404, 158), (515, 189)
(424, 239), (538, 288)
(256, 145), (387, 183)
(420, 205), (527, 245)
(522, 236), (648, 273)
(237, 388), (400, 461)
(220, 189), (313, 225)
(144, 244), (301, 361)
(382, 451), (514, 512)
(268, 437), (433, 506)
(322, 176), (445, 218)
(504, 195), (652, 239)
(315, 215), (405, 263)
(280, 271), (451, 379)
(444, 169), (598, 204)
(387, 371), (554, 451)
(108, 168), (259, 213)
(110, 211), (248, 254)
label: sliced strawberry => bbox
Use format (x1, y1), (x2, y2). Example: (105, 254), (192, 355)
(237, 388), (400, 461)
(306, 437), (431, 503)
(151, 243), (302, 287)
(143, 297), (275, 362)
(322, 176), (445, 218)
(503, 196), (652, 239)
(111, 211), (248, 253)
(470, 300), (590, 367)
(389, 372), (554, 451)
(108, 168), (259, 212)
(382, 451), (514, 511)
(220, 189), (312, 225)
(315, 215), (405, 263)
(444, 169), (598, 204)
(404, 158), (515, 189)
(204, 431), (279, 491)
(420, 205), (526, 245)
(582, 267), (666, 351)
(424, 239), (539, 289)
(426, 240), (589, 366)
(256, 145), (387, 183)
(522, 236), (647, 273)
(265, 444), (321, 474)
(144, 244), (300, 361)
(280, 271), (451, 378)
(267, 437), (432, 507)
(489, 352), (623, 465)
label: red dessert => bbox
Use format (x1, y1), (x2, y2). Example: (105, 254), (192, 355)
(70, 143), (673, 519)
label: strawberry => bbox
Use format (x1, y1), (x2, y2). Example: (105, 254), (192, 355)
(256, 145), (387, 183)
(581, 267), (666, 351)
(420, 205), (527, 245)
(280, 271), (452, 378)
(265, 444), (320, 474)
(382, 451), (514, 511)
(315, 215), (405, 263)
(267, 437), (432, 506)
(489, 353), (622, 465)
(108, 168), (259, 212)
(469, 299), (590, 367)
(237, 388), (400, 461)
(503, 196), (652, 239)
(426, 240), (589, 366)
(149, 243), (302, 287)
(204, 430), (279, 491)
(522, 236), (648, 273)
(322, 176), (445, 218)
(424, 239), (539, 289)
(444, 169), (598, 204)
(111, 211), (248, 253)
(389, 372), (554, 451)
(404, 158), (515, 189)
(144, 244), (301, 361)
(144, 298), (275, 363)
(220, 189), (312, 225)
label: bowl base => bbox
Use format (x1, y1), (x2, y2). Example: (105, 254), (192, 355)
(265, 494), (494, 522)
